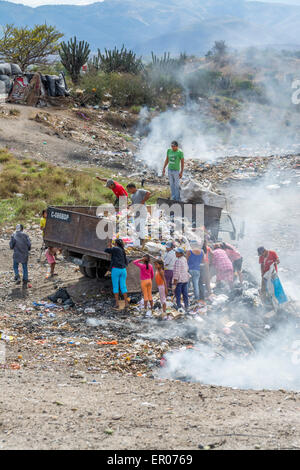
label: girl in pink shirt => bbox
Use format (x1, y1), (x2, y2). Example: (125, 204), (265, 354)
(45, 247), (58, 278)
(133, 255), (154, 311)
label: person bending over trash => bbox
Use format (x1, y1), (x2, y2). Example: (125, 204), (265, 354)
(173, 248), (190, 312)
(126, 182), (151, 248)
(105, 239), (130, 310)
(221, 242), (243, 285)
(9, 224), (31, 286)
(133, 255), (154, 314)
(162, 141), (184, 201)
(96, 177), (128, 210)
(257, 246), (282, 304)
(212, 243), (234, 290)
(163, 241), (176, 292)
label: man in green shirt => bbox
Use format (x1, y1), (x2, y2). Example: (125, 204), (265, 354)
(162, 141), (184, 201)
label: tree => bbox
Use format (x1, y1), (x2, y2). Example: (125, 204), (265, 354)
(0, 24), (63, 72)
(59, 36), (90, 84)
(206, 40), (228, 66)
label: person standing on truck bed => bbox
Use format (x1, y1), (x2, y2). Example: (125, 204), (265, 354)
(162, 141), (184, 201)
(126, 183), (151, 248)
(105, 239), (130, 310)
(96, 177), (128, 210)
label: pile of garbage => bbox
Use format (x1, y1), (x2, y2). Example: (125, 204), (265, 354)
(0, 63), (22, 95)
(180, 178), (226, 206)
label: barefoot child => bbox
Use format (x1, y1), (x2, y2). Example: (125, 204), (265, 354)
(133, 255), (154, 312)
(154, 260), (167, 313)
(45, 247), (57, 278)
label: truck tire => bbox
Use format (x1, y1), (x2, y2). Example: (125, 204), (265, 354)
(79, 266), (96, 278)
(96, 264), (109, 279)
(79, 264), (109, 279)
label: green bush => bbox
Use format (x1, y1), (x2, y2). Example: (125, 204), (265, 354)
(108, 73), (153, 107)
(79, 72), (108, 103)
(186, 70), (222, 98)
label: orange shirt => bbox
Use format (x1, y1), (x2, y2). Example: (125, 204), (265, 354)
(155, 270), (164, 286)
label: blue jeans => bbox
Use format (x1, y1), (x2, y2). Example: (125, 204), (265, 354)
(13, 262), (28, 281)
(189, 269), (200, 300)
(168, 169), (181, 201)
(111, 267), (127, 294)
(175, 282), (189, 309)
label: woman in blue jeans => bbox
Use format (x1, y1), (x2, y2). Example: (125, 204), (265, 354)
(186, 246), (204, 301)
(105, 239), (129, 310)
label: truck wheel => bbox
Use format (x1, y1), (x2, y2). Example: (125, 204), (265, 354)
(79, 264), (109, 279)
(79, 266), (96, 278)
(96, 264), (109, 279)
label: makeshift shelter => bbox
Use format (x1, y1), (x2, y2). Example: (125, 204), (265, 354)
(7, 70), (69, 106)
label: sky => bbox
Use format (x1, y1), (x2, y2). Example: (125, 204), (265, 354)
(2, 0), (103, 6)
(2, 0), (300, 8)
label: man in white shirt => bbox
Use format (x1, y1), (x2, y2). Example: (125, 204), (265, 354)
(163, 241), (176, 291)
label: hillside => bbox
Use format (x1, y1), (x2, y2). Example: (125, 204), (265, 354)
(0, 0), (300, 54)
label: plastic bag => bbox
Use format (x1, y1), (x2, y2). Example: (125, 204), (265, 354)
(0, 63), (11, 75)
(55, 73), (69, 96)
(11, 63), (22, 75)
(272, 276), (288, 304)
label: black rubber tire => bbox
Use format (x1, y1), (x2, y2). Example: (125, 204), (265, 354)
(79, 264), (109, 279)
(96, 264), (109, 279)
(79, 266), (96, 278)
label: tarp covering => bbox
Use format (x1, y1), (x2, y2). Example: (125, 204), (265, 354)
(8, 71), (69, 106)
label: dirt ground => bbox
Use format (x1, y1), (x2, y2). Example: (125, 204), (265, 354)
(0, 103), (138, 172)
(1, 368), (300, 450)
(1, 102), (300, 450)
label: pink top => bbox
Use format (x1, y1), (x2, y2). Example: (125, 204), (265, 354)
(213, 249), (233, 272)
(224, 244), (241, 262)
(133, 260), (154, 280)
(46, 249), (56, 264)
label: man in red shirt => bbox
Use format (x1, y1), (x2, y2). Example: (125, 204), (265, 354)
(96, 177), (128, 209)
(257, 246), (280, 300)
(258, 246), (280, 275)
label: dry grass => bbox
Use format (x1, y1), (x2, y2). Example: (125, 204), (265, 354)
(0, 149), (168, 226)
(0, 150), (114, 226)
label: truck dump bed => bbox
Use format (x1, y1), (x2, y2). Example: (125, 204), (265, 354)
(44, 205), (111, 260)
(44, 205), (149, 293)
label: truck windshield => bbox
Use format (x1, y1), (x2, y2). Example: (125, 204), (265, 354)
(219, 212), (235, 233)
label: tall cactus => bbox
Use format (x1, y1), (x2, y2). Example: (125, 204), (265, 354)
(59, 36), (90, 84)
(96, 45), (143, 74)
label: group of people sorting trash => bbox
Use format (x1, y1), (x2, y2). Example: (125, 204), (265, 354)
(104, 233), (244, 313)
(8, 139), (286, 311)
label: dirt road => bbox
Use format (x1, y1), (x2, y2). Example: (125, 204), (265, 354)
(1, 368), (300, 450)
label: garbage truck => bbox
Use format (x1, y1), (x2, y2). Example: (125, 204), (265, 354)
(44, 199), (242, 291)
